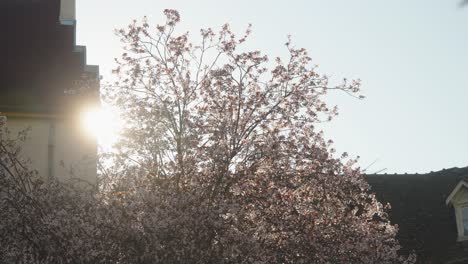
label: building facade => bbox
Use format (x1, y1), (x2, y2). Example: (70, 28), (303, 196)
(368, 167), (468, 264)
(0, 0), (99, 182)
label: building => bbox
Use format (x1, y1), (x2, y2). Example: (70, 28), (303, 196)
(0, 0), (99, 183)
(368, 167), (468, 264)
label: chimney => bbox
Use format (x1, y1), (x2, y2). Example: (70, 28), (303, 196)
(59, 0), (75, 24)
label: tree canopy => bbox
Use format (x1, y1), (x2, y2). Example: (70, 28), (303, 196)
(0, 10), (415, 263)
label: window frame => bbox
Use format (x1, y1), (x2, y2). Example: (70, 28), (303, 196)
(455, 203), (468, 241)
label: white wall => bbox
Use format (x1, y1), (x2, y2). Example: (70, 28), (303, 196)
(5, 116), (97, 184)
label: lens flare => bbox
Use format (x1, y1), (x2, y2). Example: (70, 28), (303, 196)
(80, 106), (122, 149)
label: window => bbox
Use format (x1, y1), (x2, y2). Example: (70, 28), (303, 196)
(463, 207), (468, 236)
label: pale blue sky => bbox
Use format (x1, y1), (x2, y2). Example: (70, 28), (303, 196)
(76, 0), (468, 173)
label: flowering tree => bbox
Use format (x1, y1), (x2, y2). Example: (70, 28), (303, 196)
(0, 117), (130, 263)
(104, 9), (415, 263)
(0, 9), (415, 263)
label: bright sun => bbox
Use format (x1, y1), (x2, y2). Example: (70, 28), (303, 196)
(80, 106), (122, 149)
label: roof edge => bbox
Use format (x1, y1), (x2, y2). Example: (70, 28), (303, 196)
(446, 180), (468, 205)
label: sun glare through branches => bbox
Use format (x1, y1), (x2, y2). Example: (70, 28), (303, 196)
(80, 105), (123, 150)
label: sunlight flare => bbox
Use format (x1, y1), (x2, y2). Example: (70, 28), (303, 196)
(80, 106), (122, 149)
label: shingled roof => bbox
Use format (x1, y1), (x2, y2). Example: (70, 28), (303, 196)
(0, 0), (98, 115)
(367, 167), (468, 264)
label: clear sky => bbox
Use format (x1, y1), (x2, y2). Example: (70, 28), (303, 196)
(76, 0), (468, 173)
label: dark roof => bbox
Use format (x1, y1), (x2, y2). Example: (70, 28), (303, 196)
(367, 167), (468, 264)
(0, 0), (99, 115)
